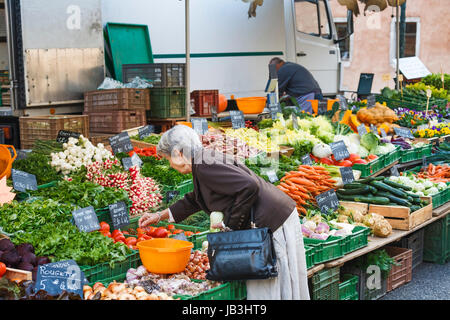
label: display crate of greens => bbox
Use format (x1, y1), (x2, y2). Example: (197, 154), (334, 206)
(384, 246), (413, 292)
(95, 203), (133, 226)
(392, 229), (424, 270)
(399, 144), (432, 163)
(304, 245), (315, 269)
(343, 226), (371, 255)
(309, 266), (340, 300)
(148, 88), (186, 119)
(162, 179), (194, 198)
(423, 214), (449, 264)
(352, 155), (385, 178)
(80, 251), (141, 286)
(383, 145), (402, 167)
(304, 236), (346, 264)
(339, 274), (358, 300)
(376, 94), (448, 110)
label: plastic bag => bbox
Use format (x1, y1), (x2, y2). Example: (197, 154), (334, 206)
(123, 76), (153, 89)
(97, 77), (125, 90)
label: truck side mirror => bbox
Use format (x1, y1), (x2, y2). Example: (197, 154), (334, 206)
(335, 10), (354, 43)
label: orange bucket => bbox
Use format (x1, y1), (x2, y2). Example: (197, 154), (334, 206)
(137, 238), (193, 274)
(235, 97), (267, 114)
(0, 145), (17, 180)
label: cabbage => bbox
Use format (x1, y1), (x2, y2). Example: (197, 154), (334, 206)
(312, 143), (332, 158)
(426, 187), (439, 195)
(416, 191), (425, 196)
(360, 133), (379, 151)
(390, 176), (400, 183)
(413, 184), (425, 192)
(347, 134), (361, 146)
(210, 211), (224, 232)
(372, 145), (389, 155)
(423, 180), (433, 189)
(303, 220), (317, 231)
(437, 182), (447, 190)
(357, 145), (369, 158)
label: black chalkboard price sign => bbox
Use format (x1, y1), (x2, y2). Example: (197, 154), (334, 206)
(357, 124), (368, 137)
(166, 190), (180, 204)
(72, 206), (100, 233)
(329, 141), (350, 161)
(229, 110), (245, 129)
(269, 104), (281, 120)
(109, 201), (129, 230)
(338, 96), (348, 110)
(109, 132), (134, 155)
(380, 128), (387, 138)
(191, 118), (208, 135)
(35, 260), (86, 298)
(122, 153), (143, 171)
(11, 169), (37, 192)
(315, 189), (340, 215)
(138, 125), (155, 139)
(367, 95), (376, 108)
(211, 106), (219, 122)
(394, 127), (414, 139)
(56, 130), (81, 143)
(301, 154), (313, 165)
(340, 167), (355, 185)
(390, 164), (400, 177)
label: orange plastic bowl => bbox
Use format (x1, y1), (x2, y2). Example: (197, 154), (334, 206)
(235, 97), (267, 114)
(137, 238), (193, 274)
(0, 145), (16, 179)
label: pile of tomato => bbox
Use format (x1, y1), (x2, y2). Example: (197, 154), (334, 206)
(128, 146), (161, 159)
(99, 221), (200, 250)
(310, 153), (378, 167)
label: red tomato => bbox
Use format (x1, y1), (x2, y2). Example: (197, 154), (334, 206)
(338, 160), (353, 167)
(320, 157), (334, 165)
(184, 231), (194, 237)
(125, 237), (137, 246)
(348, 153), (361, 163)
(0, 262), (6, 278)
(114, 235), (126, 243)
(353, 159), (368, 165)
(310, 154), (319, 162)
(99, 222), (110, 232)
(141, 234), (152, 240)
(167, 224), (175, 231)
(112, 230), (122, 238)
(172, 229), (183, 235)
(367, 154), (378, 161)
(101, 231), (112, 238)
(153, 228), (169, 238)
(127, 244), (135, 249)
(116, 240), (126, 245)
(147, 226), (156, 236)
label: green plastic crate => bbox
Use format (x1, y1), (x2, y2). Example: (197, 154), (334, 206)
(339, 274), (359, 300)
(192, 231), (209, 250)
(304, 236), (346, 264)
(162, 179), (194, 198)
(80, 251), (141, 286)
(352, 155), (385, 178)
(176, 281), (233, 300)
(423, 214), (449, 264)
(343, 226), (371, 254)
(383, 146), (402, 167)
(309, 267), (340, 300)
(400, 145), (431, 163)
(148, 87), (186, 119)
(376, 94), (448, 110)
(432, 188), (450, 209)
(304, 245), (315, 269)
(229, 281), (247, 300)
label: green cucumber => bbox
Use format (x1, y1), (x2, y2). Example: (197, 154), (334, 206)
(407, 196), (413, 202)
(353, 196), (390, 205)
(358, 177), (374, 184)
(373, 176), (386, 181)
(412, 198), (421, 205)
(374, 191), (412, 206)
(343, 182), (367, 189)
(406, 192), (420, 198)
(368, 185), (378, 194)
(383, 178), (413, 191)
(410, 205), (421, 212)
(370, 181), (408, 199)
(336, 194), (357, 201)
(336, 186), (371, 195)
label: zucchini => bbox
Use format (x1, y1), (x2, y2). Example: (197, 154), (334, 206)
(336, 194), (356, 201)
(407, 196), (413, 202)
(375, 191), (412, 206)
(368, 185), (378, 194)
(373, 176), (386, 181)
(383, 178), (413, 191)
(406, 192), (420, 199)
(410, 205), (421, 212)
(354, 196), (390, 205)
(358, 177), (374, 184)
(343, 182), (367, 189)
(412, 197), (421, 205)
(336, 186), (371, 195)
(370, 181), (408, 199)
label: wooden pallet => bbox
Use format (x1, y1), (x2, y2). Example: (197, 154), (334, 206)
(4, 267), (32, 281)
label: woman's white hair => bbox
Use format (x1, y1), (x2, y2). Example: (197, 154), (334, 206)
(157, 125), (203, 158)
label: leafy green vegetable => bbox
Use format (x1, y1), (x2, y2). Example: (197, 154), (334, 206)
(12, 153), (61, 185)
(180, 211), (210, 229)
(360, 132), (379, 152)
(26, 180), (130, 210)
(363, 249), (401, 277)
(140, 156), (192, 187)
(130, 134), (161, 145)
(11, 221), (132, 267)
(257, 119), (274, 130)
(291, 140), (314, 159)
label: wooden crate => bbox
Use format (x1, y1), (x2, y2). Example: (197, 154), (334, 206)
(84, 88), (150, 112)
(85, 109), (146, 134)
(89, 133), (114, 146)
(4, 267), (32, 281)
(369, 197), (433, 231)
(131, 139), (157, 149)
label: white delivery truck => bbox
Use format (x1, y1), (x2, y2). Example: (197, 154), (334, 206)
(0, 0), (353, 146)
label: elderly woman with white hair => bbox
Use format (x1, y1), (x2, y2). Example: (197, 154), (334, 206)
(139, 125), (310, 300)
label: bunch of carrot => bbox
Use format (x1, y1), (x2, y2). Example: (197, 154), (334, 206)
(276, 165), (336, 215)
(414, 163), (450, 182)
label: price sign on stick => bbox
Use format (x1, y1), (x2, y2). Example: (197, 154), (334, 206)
(72, 206), (100, 233)
(292, 113), (299, 130)
(138, 125), (155, 139)
(211, 106), (218, 122)
(382, 74), (391, 87)
(191, 118), (208, 135)
(56, 130), (81, 143)
(340, 167), (355, 185)
(330, 141), (350, 161)
(109, 132), (133, 155)
(109, 201), (129, 230)
(380, 128), (388, 138)
(367, 95), (376, 108)
(370, 124), (378, 134)
(35, 260), (86, 298)
(425, 89), (432, 117)
(315, 190), (340, 215)
(390, 164), (400, 177)
(394, 127), (414, 139)
(301, 154), (313, 165)
(338, 96), (348, 110)
(122, 153), (143, 171)
(357, 124), (368, 137)
(229, 110), (245, 129)
(11, 169), (37, 192)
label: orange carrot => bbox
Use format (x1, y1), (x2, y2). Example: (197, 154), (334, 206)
(288, 177), (316, 187)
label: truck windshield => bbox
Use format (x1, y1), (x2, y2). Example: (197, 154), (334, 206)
(295, 0), (332, 40)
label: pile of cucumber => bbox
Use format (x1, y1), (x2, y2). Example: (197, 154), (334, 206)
(337, 176), (428, 212)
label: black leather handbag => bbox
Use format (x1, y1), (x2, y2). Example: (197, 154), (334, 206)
(205, 208), (278, 281)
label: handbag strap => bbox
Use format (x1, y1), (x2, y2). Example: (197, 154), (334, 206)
(250, 207), (256, 229)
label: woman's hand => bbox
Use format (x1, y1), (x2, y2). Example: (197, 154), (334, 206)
(139, 212), (161, 229)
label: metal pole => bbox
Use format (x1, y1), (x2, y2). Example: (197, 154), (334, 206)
(185, 0), (191, 122)
(396, 0), (400, 90)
